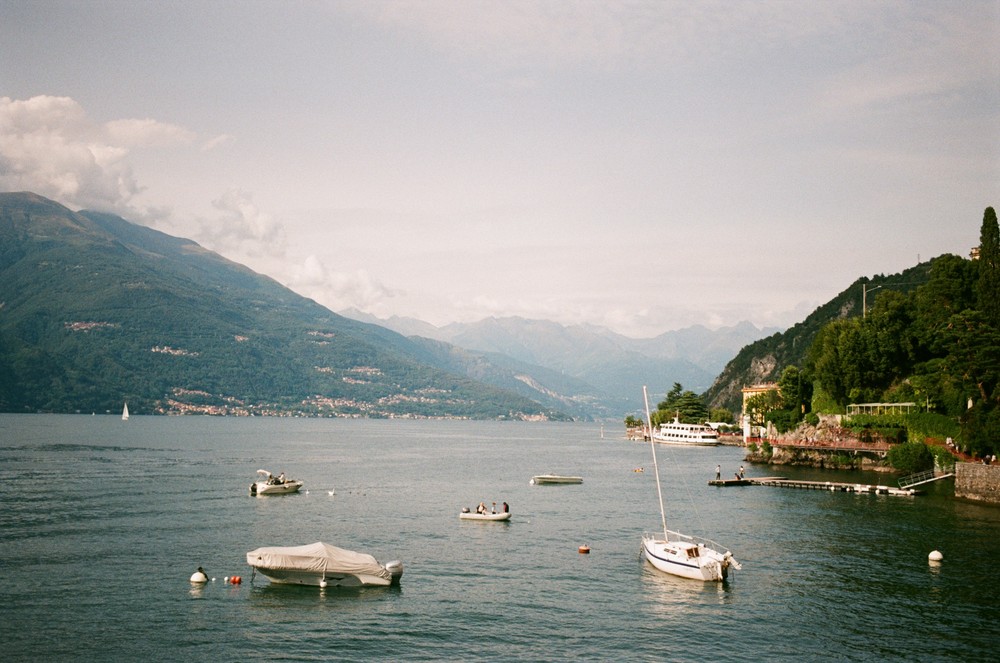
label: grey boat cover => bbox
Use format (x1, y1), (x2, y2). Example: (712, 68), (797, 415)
(246, 541), (391, 582)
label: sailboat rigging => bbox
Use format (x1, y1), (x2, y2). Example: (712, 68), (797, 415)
(640, 386), (739, 582)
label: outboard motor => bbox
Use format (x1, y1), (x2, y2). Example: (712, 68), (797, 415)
(385, 560), (404, 584)
(249, 483), (257, 496)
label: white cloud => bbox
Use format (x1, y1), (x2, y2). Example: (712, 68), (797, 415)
(200, 133), (234, 152)
(286, 254), (398, 313)
(0, 95), (194, 214)
(197, 188), (287, 258)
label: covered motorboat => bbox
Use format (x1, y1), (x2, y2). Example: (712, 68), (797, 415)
(246, 541), (403, 587)
(249, 469), (303, 496)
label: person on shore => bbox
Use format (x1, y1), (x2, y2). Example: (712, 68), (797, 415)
(715, 465), (721, 480)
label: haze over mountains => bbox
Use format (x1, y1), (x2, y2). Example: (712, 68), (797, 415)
(0, 191), (777, 420)
(4, 191), (948, 422)
(340, 309), (780, 414)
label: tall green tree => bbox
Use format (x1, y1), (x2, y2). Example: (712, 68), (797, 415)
(977, 206), (1000, 326)
(655, 383), (709, 424)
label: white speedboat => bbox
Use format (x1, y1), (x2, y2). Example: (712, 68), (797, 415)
(529, 474), (583, 485)
(246, 541), (403, 587)
(459, 510), (511, 521)
(249, 469), (303, 496)
(640, 387), (740, 582)
(651, 417), (720, 446)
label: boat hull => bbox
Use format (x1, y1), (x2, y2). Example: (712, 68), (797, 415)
(650, 436), (720, 447)
(530, 475), (583, 485)
(251, 480), (303, 496)
(459, 511), (511, 521)
(250, 567), (392, 587)
(641, 535), (734, 582)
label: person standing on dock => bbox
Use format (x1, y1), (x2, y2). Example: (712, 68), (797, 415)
(715, 465), (721, 480)
(739, 466), (745, 479)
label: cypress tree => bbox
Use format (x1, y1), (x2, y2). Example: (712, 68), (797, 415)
(977, 206), (1000, 325)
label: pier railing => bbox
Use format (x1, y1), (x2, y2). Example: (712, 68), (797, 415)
(769, 438), (892, 453)
(898, 468), (954, 488)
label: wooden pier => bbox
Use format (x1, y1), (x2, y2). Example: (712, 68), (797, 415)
(709, 476), (921, 496)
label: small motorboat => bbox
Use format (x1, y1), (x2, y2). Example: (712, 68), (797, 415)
(459, 508), (511, 521)
(249, 469), (303, 496)
(246, 541), (403, 588)
(530, 474), (583, 485)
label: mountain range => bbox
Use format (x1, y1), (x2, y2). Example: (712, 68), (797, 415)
(339, 309), (780, 415)
(2, 191), (940, 422)
(0, 191), (777, 420)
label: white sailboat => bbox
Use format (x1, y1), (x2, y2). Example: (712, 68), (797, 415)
(122, 402), (129, 421)
(640, 386), (740, 582)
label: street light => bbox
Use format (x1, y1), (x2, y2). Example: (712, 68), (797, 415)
(862, 283), (882, 319)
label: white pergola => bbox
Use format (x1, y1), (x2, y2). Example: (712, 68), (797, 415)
(847, 402), (917, 416)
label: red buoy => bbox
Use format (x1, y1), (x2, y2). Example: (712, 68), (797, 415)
(578, 545), (590, 554)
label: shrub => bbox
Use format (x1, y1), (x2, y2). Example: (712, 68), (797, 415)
(887, 442), (935, 474)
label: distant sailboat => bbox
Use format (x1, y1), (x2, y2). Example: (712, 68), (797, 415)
(122, 402), (129, 421)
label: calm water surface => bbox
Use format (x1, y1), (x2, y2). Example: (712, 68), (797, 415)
(2, 415), (999, 661)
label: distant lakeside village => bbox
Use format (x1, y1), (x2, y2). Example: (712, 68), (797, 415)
(629, 382), (1000, 505)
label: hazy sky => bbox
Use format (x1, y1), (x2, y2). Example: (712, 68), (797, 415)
(2, 1), (998, 337)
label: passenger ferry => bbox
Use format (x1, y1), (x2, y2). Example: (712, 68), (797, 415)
(651, 416), (721, 446)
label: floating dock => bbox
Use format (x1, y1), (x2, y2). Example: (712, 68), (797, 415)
(709, 476), (921, 496)
(708, 478), (754, 487)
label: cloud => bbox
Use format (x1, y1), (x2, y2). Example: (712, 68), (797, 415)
(286, 254), (399, 313)
(0, 95), (194, 214)
(196, 188), (287, 258)
(201, 133), (234, 152)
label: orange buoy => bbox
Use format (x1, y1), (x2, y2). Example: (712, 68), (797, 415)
(231, 575), (241, 584)
(578, 545), (590, 554)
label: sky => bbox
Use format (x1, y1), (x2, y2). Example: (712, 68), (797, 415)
(2, 1), (998, 338)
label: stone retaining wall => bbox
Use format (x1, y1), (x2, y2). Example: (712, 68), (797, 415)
(955, 463), (1000, 504)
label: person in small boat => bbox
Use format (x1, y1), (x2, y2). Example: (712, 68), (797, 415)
(503, 501), (509, 513)
(491, 502), (497, 514)
(477, 502), (487, 514)
(278, 472), (286, 484)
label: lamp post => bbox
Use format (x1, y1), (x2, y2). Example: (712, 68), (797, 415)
(862, 283), (882, 319)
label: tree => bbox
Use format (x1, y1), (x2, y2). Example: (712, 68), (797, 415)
(744, 388), (782, 427)
(887, 442), (935, 474)
(977, 206), (1000, 326)
(777, 365), (812, 417)
(655, 383), (709, 424)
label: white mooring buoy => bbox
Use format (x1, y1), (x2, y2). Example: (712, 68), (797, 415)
(928, 550), (943, 562)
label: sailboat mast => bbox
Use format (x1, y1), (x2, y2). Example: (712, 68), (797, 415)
(643, 386), (669, 540)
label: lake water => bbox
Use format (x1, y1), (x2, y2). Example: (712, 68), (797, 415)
(2, 415), (999, 661)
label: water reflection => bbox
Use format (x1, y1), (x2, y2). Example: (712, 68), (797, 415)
(640, 562), (731, 614)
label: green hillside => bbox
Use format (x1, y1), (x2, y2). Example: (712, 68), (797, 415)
(0, 192), (569, 420)
(704, 206), (999, 458)
(704, 262), (934, 413)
